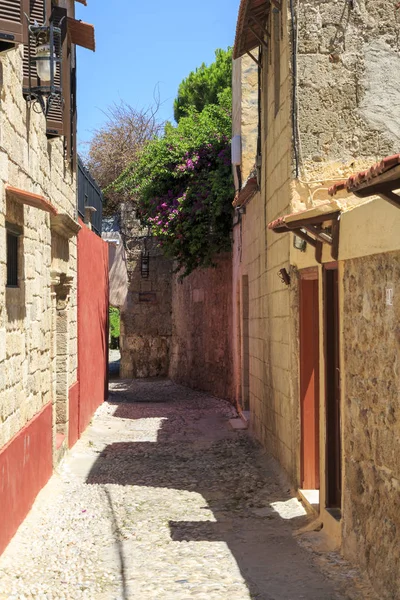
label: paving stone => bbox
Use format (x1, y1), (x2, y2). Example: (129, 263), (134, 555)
(0, 380), (377, 600)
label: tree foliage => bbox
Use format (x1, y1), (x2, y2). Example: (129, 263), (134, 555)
(85, 101), (162, 216)
(173, 48), (232, 123)
(115, 92), (234, 277)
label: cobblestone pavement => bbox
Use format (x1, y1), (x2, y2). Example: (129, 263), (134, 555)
(0, 380), (377, 600)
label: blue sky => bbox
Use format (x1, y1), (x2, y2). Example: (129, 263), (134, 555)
(76, 0), (240, 148)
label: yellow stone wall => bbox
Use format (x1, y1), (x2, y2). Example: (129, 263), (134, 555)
(0, 26), (77, 450)
(232, 1), (299, 480)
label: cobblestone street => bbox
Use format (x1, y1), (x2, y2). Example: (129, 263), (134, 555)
(0, 381), (375, 600)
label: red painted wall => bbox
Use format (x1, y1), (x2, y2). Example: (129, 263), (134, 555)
(75, 220), (109, 440)
(0, 403), (52, 555)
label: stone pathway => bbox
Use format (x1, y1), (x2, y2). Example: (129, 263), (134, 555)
(0, 380), (376, 600)
(109, 348), (121, 379)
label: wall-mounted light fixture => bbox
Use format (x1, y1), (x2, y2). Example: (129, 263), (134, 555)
(278, 268), (291, 286)
(25, 9), (64, 116)
(293, 233), (307, 252)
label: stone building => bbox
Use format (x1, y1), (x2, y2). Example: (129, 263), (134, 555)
(0, 0), (105, 556)
(233, 0), (400, 596)
(115, 200), (234, 399)
(117, 204), (173, 379)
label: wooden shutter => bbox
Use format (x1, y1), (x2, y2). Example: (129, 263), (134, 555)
(68, 45), (77, 170)
(46, 5), (67, 137)
(0, 0), (28, 52)
(23, 0), (52, 93)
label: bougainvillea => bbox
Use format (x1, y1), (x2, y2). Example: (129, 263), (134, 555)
(115, 93), (234, 277)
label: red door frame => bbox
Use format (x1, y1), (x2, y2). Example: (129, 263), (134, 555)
(300, 268), (320, 490)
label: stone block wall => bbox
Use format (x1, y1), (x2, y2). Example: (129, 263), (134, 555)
(120, 206), (173, 378)
(0, 34), (77, 451)
(232, 54), (259, 185)
(253, 0), (296, 478)
(296, 0), (400, 184)
(169, 254), (234, 401)
(342, 251), (400, 599)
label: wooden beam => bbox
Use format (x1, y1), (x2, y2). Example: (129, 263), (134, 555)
(247, 22), (268, 49)
(331, 214), (340, 261)
(303, 225), (333, 245)
(247, 50), (262, 67)
(315, 241), (323, 264)
(378, 191), (400, 210)
(291, 228), (317, 248)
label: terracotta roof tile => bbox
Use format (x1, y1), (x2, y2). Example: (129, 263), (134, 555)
(328, 154), (400, 196)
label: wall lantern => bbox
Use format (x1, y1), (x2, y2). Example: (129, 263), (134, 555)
(293, 233), (307, 252)
(25, 10), (63, 116)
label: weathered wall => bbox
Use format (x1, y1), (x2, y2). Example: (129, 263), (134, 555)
(120, 206), (173, 378)
(0, 35), (77, 452)
(294, 0), (400, 209)
(232, 54), (259, 184)
(169, 254), (234, 401)
(0, 402), (52, 556)
(342, 251), (400, 599)
(0, 4), (78, 555)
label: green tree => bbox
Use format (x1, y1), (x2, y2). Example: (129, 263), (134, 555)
(173, 48), (232, 123)
(115, 95), (233, 277)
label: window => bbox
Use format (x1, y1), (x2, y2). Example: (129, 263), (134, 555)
(6, 230), (18, 287)
(0, 0), (27, 53)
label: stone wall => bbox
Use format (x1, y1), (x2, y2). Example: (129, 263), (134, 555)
(342, 251), (400, 599)
(120, 205), (173, 378)
(0, 25), (77, 452)
(169, 254), (234, 401)
(232, 54), (259, 184)
(295, 0), (400, 193)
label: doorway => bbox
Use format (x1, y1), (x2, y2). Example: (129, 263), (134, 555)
(300, 270), (320, 492)
(324, 265), (342, 511)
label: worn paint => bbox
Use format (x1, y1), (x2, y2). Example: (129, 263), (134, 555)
(0, 402), (52, 555)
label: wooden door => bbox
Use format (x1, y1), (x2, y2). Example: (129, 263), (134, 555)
(324, 266), (342, 508)
(300, 270), (320, 490)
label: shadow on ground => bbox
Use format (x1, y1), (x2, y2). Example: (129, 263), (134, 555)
(85, 379), (345, 600)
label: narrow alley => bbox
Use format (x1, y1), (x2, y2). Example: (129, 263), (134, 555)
(0, 380), (375, 600)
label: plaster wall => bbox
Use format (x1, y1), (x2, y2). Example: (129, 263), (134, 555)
(0, 37), (77, 452)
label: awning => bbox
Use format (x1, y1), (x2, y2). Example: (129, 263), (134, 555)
(6, 185), (58, 215)
(328, 154), (400, 209)
(67, 17), (95, 51)
(233, 0), (273, 60)
(233, 176), (258, 208)
(268, 201), (341, 262)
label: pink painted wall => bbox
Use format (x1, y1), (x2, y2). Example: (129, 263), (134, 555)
(0, 403), (53, 555)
